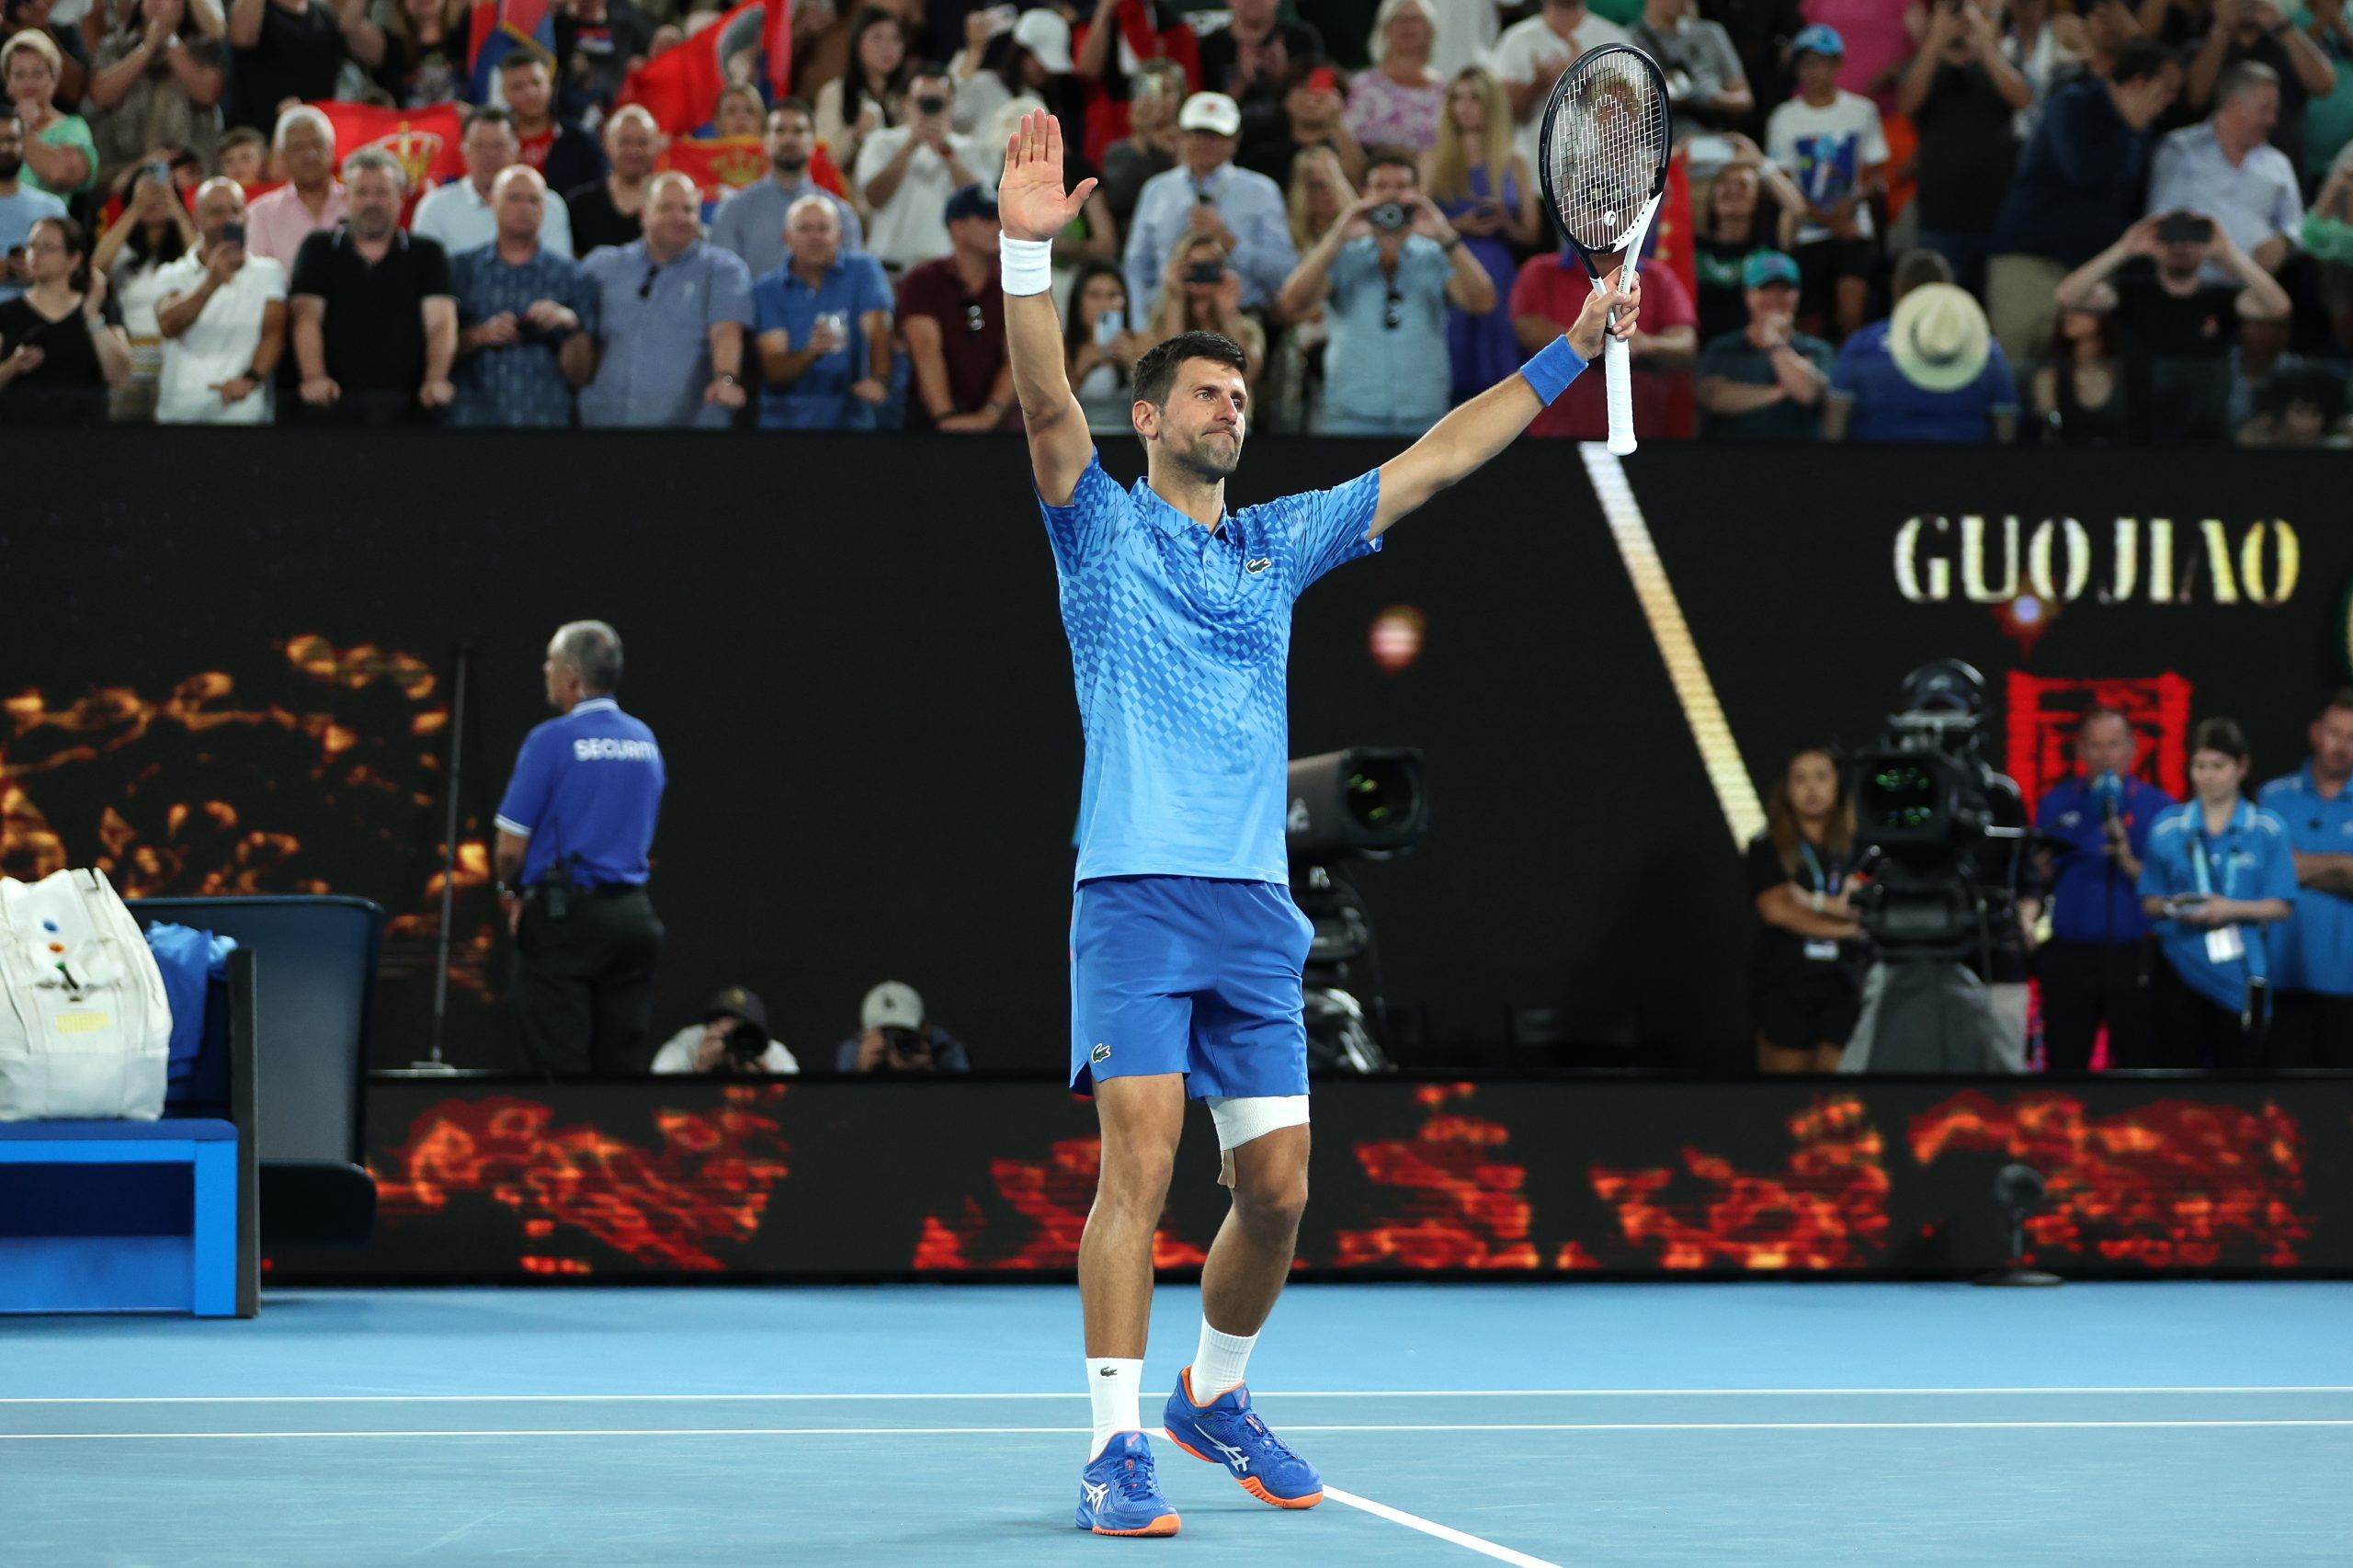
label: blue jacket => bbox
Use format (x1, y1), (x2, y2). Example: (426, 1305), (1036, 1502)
(1993, 75), (2155, 265)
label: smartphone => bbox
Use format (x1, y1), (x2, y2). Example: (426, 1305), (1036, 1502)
(219, 221), (246, 249)
(1094, 308), (1123, 346)
(1305, 65), (1337, 95)
(2156, 210), (2213, 245)
(1185, 259), (1224, 285)
(983, 3), (1018, 35)
(144, 159), (171, 186)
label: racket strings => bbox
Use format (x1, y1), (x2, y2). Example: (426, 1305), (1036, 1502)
(1546, 56), (1666, 251)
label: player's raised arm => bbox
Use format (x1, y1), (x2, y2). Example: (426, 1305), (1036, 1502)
(1000, 109), (1100, 506)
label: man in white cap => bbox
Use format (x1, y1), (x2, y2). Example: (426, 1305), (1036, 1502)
(1824, 248), (2018, 443)
(1121, 90), (1296, 317)
(835, 980), (972, 1071)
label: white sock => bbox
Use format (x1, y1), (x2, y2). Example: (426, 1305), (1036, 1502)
(1086, 1357), (1143, 1460)
(1189, 1320), (1257, 1402)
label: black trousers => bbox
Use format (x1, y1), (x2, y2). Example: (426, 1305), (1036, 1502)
(2150, 957), (2263, 1070)
(2038, 939), (2155, 1071)
(2267, 990), (2353, 1069)
(513, 887), (664, 1074)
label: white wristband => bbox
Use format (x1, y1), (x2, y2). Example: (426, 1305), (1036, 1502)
(999, 235), (1053, 296)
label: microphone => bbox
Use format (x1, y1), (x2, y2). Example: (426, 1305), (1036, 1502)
(2092, 770), (2121, 825)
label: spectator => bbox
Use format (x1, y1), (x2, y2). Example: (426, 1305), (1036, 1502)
(578, 169), (754, 427)
(1099, 57), (1184, 235)
(2137, 716), (2297, 1069)
(1898, 0), (2032, 299)
(2143, 0), (2220, 51)
(1765, 23), (1887, 339)
(835, 980), (972, 1072)
(1694, 248), (1834, 439)
(1274, 153), (1493, 434)
(1713, 0), (1807, 137)
(1265, 142), (1347, 425)
(1424, 65), (1538, 403)
(567, 105), (660, 257)
(1986, 39), (2177, 368)
(2053, 210), (2292, 442)
(1072, 0), (1202, 174)
(1493, 0), (1631, 175)
(1422, 0), (1508, 80)
(2257, 692), (2353, 1068)
(225, 0), (347, 132)
(752, 192), (893, 428)
(713, 99), (865, 280)
(289, 147), (457, 425)
(218, 125), (267, 187)
(414, 107), (576, 257)
(245, 105), (344, 267)
(5, 28), (94, 198)
(710, 81), (767, 141)
(2309, 139), (2353, 346)
(1125, 91), (1295, 316)
(2, 0), (85, 108)
(1345, 0), (1446, 154)
(856, 63), (979, 273)
(1825, 251), (2018, 441)
(498, 51), (607, 199)
(0, 213), (131, 422)
(342, 0), (464, 108)
(1063, 256), (1142, 432)
(1237, 62), (1365, 186)
(1142, 228), (1267, 386)
(899, 180), (1013, 428)
(553, 0), (654, 116)
(82, 0), (229, 190)
(152, 176), (287, 425)
(1690, 141), (1802, 343)
(1746, 744), (1864, 1074)
(90, 158), (194, 419)
(2183, 0), (2337, 170)
(449, 165), (597, 426)
(2149, 62), (2305, 279)
(1802, 0), (1916, 109)
(1512, 248), (1695, 437)
(2300, 0), (2353, 187)
(2238, 360), (2348, 438)
(1285, 137), (1353, 254)
(815, 6), (912, 177)
(1629, 0), (1754, 146)
(0, 106), (67, 304)
(1199, 0), (1325, 152)
(2000, 0), (2085, 139)
(950, 7), (1081, 152)
(2227, 309), (2321, 424)
(2034, 708), (2175, 1071)
(2031, 299), (2131, 441)
(650, 986), (799, 1074)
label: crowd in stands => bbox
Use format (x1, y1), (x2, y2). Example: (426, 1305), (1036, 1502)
(6, 0), (2353, 444)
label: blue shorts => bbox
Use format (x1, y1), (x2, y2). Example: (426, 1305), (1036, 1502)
(1068, 875), (1313, 1099)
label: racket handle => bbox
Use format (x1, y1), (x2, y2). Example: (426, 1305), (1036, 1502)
(1604, 333), (1636, 456)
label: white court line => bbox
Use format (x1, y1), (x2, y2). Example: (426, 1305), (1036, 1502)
(1323, 1485), (1564, 1568)
(8, 1419), (2353, 1440)
(7, 1385), (2350, 1404)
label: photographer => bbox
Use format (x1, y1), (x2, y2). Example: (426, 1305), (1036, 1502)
(855, 63), (979, 275)
(835, 981), (971, 1073)
(2137, 718), (2297, 1068)
(650, 987), (799, 1075)
(1746, 745), (1866, 1074)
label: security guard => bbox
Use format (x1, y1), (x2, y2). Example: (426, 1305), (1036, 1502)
(2033, 708), (2175, 1070)
(2256, 691), (2353, 1068)
(492, 620), (667, 1073)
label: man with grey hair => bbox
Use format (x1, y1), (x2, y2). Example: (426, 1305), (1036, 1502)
(494, 621), (668, 1074)
(289, 147), (457, 424)
(245, 106), (343, 267)
(2148, 60), (2306, 282)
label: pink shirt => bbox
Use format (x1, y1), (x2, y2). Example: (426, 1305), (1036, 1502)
(1344, 70), (1446, 153)
(1803, 0), (1916, 109)
(246, 181), (347, 268)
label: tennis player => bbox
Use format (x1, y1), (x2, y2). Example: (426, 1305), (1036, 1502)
(996, 109), (1636, 1540)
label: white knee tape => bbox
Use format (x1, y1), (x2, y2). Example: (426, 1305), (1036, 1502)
(1206, 1095), (1311, 1152)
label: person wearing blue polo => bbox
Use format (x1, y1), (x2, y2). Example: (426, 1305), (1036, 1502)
(2033, 708), (2175, 1070)
(2256, 690), (2353, 1068)
(492, 620), (667, 1074)
(2136, 718), (2296, 1069)
(997, 108), (1636, 1537)
(751, 194), (894, 430)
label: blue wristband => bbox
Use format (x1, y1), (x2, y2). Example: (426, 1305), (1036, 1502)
(1519, 335), (1586, 405)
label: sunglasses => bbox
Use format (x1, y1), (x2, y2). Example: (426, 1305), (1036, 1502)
(639, 266), (660, 299)
(1383, 287), (1404, 331)
(965, 301), (985, 334)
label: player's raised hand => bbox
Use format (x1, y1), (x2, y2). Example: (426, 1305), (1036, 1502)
(1000, 108), (1097, 243)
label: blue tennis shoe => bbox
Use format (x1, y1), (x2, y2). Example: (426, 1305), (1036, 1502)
(1162, 1369), (1324, 1508)
(1075, 1431), (1181, 1537)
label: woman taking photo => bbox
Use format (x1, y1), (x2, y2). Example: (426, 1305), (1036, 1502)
(1747, 745), (1865, 1074)
(1063, 259), (1140, 433)
(1144, 231), (1263, 390)
(91, 158), (194, 418)
(2137, 718), (2297, 1069)
(814, 6), (912, 177)
(1423, 65), (1534, 404)
(0, 214), (131, 424)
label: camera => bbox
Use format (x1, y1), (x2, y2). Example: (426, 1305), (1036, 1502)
(915, 93), (949, 116)
(1367, 202), (1408, 233)
(881, 1024), (928, 1061)
(722, 1018), (767, 1062)
(1184, 258), (1226, 285)
(2156, 210), (2213, 245)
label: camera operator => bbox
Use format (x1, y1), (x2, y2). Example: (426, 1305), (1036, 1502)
(2033, 708), (2175, 1070)
(1746, 745), (1866, 1074)
(2257, 691), (2353, 1068)
(835, 980), (972, 1073)
(650, 986), (800, 1074)
(493, 620), (666, 1074)
(2138, 718), (2296, 1068)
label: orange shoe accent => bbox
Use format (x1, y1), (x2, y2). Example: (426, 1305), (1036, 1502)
(1090, 1513), (1181, 1537)
(1178, 1367), (1241, 1408)
(1237, 1477), (1322, 1510)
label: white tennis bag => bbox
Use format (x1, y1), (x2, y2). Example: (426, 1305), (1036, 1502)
(0, 868), (172, 1121)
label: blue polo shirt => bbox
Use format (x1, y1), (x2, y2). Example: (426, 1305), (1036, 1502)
(2136, 799), (2297, 1013)
(1040, 455), (1382, 887)
(2256, 766), (2353, 994)
(749, 252), (893, 430)
(493, 697), (665, 888)
(2036, 774), (2175, 944)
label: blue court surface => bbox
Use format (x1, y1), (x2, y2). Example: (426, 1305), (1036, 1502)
(6, 1282), (2350, 1565)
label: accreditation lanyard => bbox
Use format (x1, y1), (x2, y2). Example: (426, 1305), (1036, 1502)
(1798, 841), (1843, 962)
(2189, 806), (2248, 969)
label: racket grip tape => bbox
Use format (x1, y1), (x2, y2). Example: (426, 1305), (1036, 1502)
(1604, 334), (1636, 456)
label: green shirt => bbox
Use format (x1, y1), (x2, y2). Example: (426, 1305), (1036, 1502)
(1589, 0), (1646, 25)
(1696, 327), (1836, 442)
(2293, 11), (2353, 180)
(27, 115), (98, 198)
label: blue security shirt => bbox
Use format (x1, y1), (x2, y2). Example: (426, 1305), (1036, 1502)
(1040, 455), (1382, 886)
(2136, 799), (2297, 1013)
(749, 252), (893, 430)
(2256, 766), (2353, 994)
(2036, 774), (2176, 945)
(493, 696), (666, 888)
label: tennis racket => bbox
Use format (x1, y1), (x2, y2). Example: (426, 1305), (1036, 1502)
(1534, 44), (1673, 456)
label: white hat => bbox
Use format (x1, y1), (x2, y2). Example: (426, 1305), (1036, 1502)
(1013, 8), (1074, 74)
(1178, 92), (1243, 137)
(861, 980), (925, 1032)
(1889, 282), (1993, 394)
